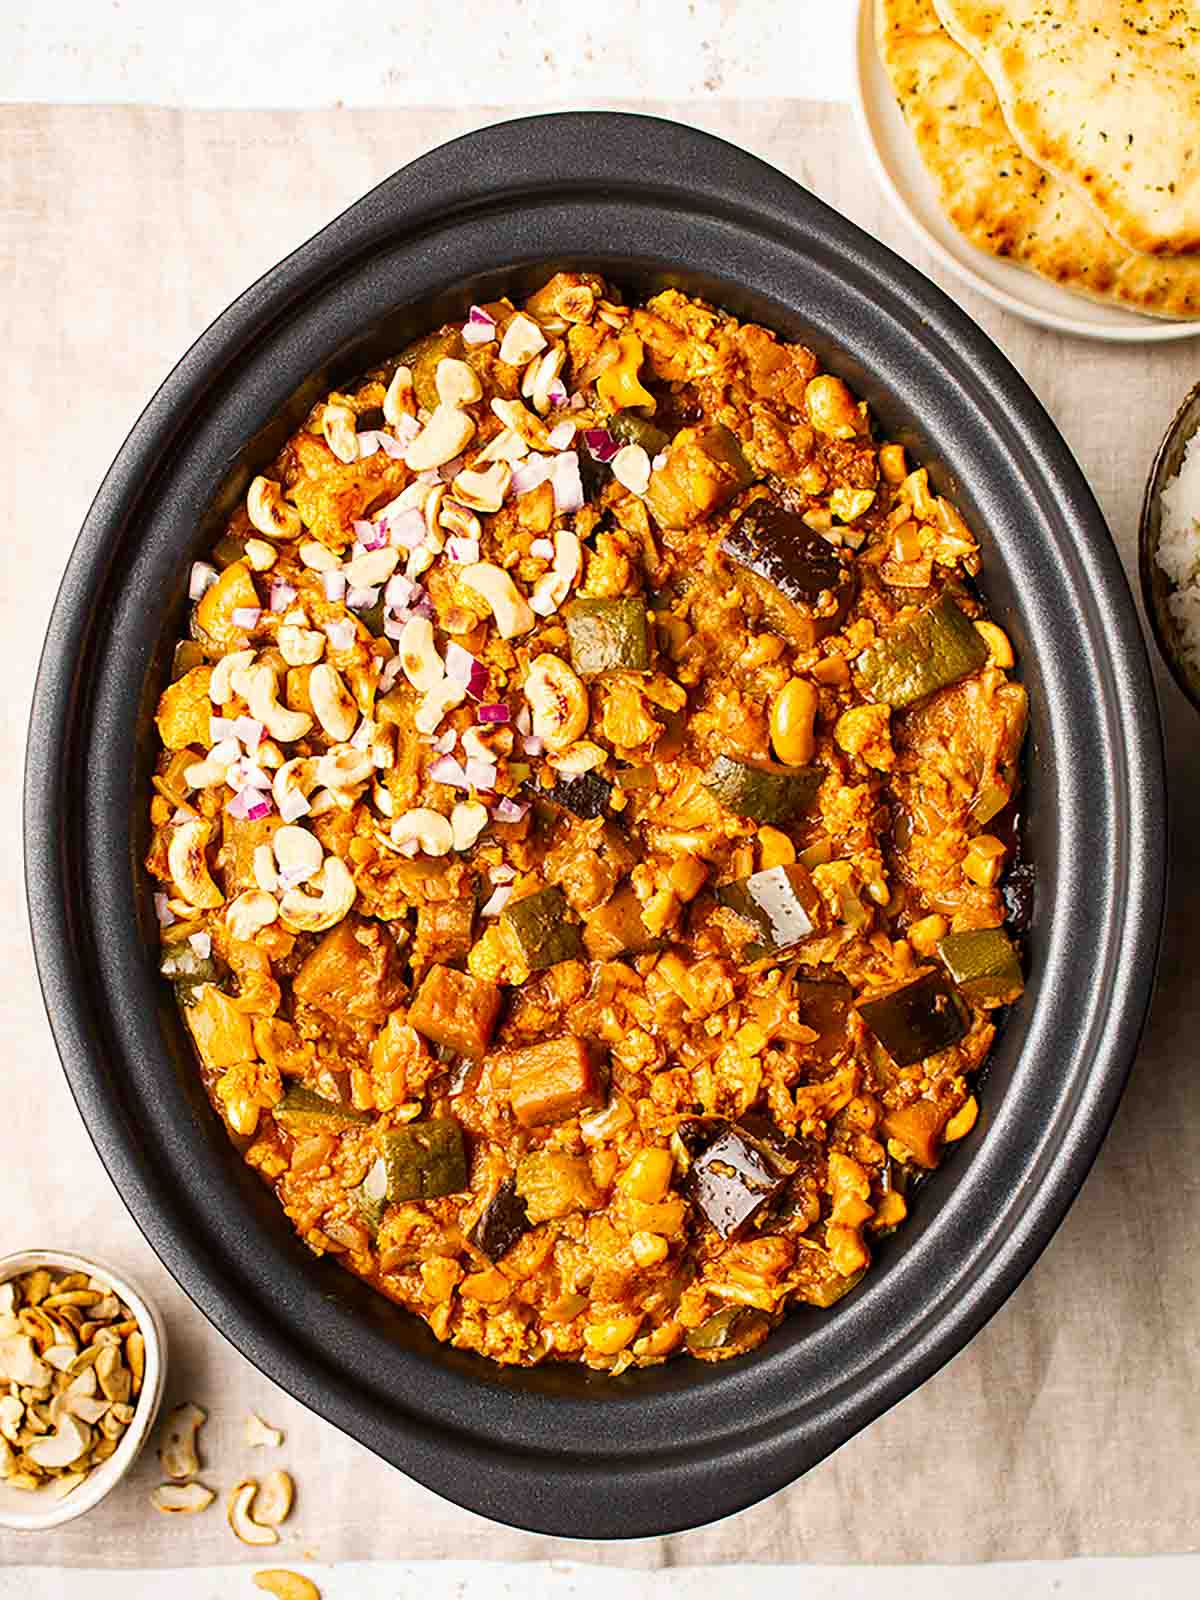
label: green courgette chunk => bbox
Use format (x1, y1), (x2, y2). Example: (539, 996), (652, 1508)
(502, 884), (584, 970)
(274, 1085), (370, 1134)
(857, 594), (989, 709)
(858, 970), (969, 1066)
(718, 864), (820, 956)
(608, 410), (670, 457)
(937, 928), (1024, 1004)
(378, 1120), (468, 1201)
(565, 597), (651, 677)
(703, 754), (822, 824)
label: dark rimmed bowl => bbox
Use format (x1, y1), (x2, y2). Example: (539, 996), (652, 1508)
(1139, 381), (1200, 711)
(24, 112), (1165, 1539)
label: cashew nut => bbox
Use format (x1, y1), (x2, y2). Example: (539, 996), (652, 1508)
(272, 823), (324, 882)
(252, 843), (279, 892)
(244, 537), (278, 572)
(397, 616), (444, 692)
(272, 757), (320, 822)
(210, 648), (256, 707)
(460, 562), (534, 639)
(390, 808), (454, 857)
(343, 546), (399, 588)
(404, 406), (476, 471)
(253, 1573), (320, 1600)
(228, 1478), (279, 1546)
(450, 462), (510, 514)
(315, 744), (374, 791)
(159, 1401), (206, 1480)
(321, 401), (359, 464)
(27, 1414), (91, 1470)
(239, 662), (313, 744)
(498, 313), (547, 367)
(254, 1468), (294, 1526)
(383, 363), (416, 424)
(522, 345), (567, 415)
(184, 736), (240, 790)
(167, 819), (224, 909)
(476, 426), (529, 465)
(440, 500), (481, 543)
(278, 624), (325, 667)
(415, 677), (467, 735)
(435, 357), (483, 407)
(152, 1482), (215, 1515)
(530, 528), (582, 616)
(244, 1411), (284, 1449)
(298, 540), (340, 574)
(227, 889), (279, 942)
(308, 663), (358, 741)
(451, 800), (489, 851)
(247, 477), (301, 541)
(278, 855), (357, 932)
(491, 396), (552, 450)
(525, 653), (589, 751)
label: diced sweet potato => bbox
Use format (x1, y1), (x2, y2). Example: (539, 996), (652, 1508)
(508, 1035), (605, 1129)
(408, 964), (501, 1059)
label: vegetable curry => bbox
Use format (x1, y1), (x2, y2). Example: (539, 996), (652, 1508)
(146, 273), (1028, 1370)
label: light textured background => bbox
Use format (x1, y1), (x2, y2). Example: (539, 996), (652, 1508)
(2, 12), (1200, 1600)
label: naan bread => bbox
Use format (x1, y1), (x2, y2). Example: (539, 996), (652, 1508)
(877, 0), (1200, 320)
(933, 0), (1200, 256)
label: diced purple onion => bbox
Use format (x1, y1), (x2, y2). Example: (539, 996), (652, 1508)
(433, 728), (458, 754)
(353, 518), (389, 551)
(480, 884), (513, 917)
(357, 429), (407, 459)
(547, 420), (576, 450)
(389, 509), (428, 551)
(416, 468), (441, 485)
(209, 715), (238, 744)
(445, 536), (480, 564)
(229, 758), (271, 791)
(154, 892), (174, 927)
(462, 306), (497, 345)
(464, 757), (497, 791)
(232, 607), (262, 630)
(515, 705), (532, 735)
(189, 931), (212, 960)
(445, 642), (487, 699)
(227, 788), (271, 821)
(234, 716), (263, 750)
(583, 429), (618, 463)
(385, 572), (419, 610)
(493, 796), (530, 823)
(652, 450), (669, 472)
(476, 703), (510, 724)
(411, 593), (435, 620)
(277, 787), (310, 823)
(347, 585), (380, 610)
(547, 378), (569, 408)
(392, 414), (422, 445)
(269, 581), (297, 612)
(189, 562), (219, 601)
(552, 452), (584, 513)
(323, 571), (347, 603)
(429, 754), (470, 789)
(355, 432), (380, 459)
(383, 612), (406, 640)
(324, 618), (357, 652)
(244, 794), (272, 821)
(511, 456), (552, 495)
(379, 656), (404, 694)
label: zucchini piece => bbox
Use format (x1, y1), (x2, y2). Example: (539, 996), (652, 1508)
(703, 754), (822, 824)
(502, 885), (584, 971)
(608, 410), (670, 457)
(582, 886), (658, 960)
(378, 1119), (468, 1201)
(170, 639), (207, 682)
(686, 1305), (771, 1356)
(565, 597), (651, 677)
(525, 768), (612, 819)
(718, 863), (820, 956)
(274, 1085), (370, 1135)
(937, 927), (1024, 1004)
(399, 328), (466, 411)
(857, 594), (989, 709)
(515, 1150), (602, 1223)
(351, 1155), (389, 1233)
(469, 1177), (531, 1262)
(159, 939), (220, 1007)
(858, 970), (969, 1066)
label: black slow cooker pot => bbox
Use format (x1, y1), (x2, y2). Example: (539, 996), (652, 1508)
(24, 114), (1165, 1538)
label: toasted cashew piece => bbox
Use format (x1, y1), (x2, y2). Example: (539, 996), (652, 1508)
(244, 1411), (284, 1449)
(272, 757), (320, 821)
(272, 823), (324, 882)
(451, 800), (489, 851)
(159, 1401), (206, 1480)
(247, 477), (301, 541)
(498, 313), (547, 367)
(383, 363), (416, 424)
(244, 537), (278, 572)
(525, 654), (589, 751)
(321, 401), (359, 464)
(405, 406), (476, 471)
(278, 856), (357, 933)
(523, 345), (566, 414)
(27, 1414), (90, 1470)
(308, 663), (358, 741)
(390, 808), (454, 856)
(239, 663), (313, 744)
(460, 562), (534, 639)
(254, 1468), (294, 1526)
(253, 1573), (320, 1600)
(415, 677), (467, 735)
(228, 1478), (279, 1546)
(343, 546), (399, 588)
(167, 820), (224, 909)
(435, 357), (483, 407)
(210, 648), (256, 707)
(439, 501), (481, 543)
(152, 1482), (215, 1514)
(397, 616), (444, 692)
(298, 540), (340, 574)
(227, 890), (279, 942)
(450, 463), (510, 514)
(277, 624), (325, 667)
(253, 843), (279, 892)
(315, 745), (374, 791)
(491, 397), (551, 451)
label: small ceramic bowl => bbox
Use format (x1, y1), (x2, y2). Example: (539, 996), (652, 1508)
(1139, 381), (1200, 712)
(0, 1250), (166, 1532)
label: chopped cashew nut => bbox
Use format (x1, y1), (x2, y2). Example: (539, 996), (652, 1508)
(523, 345), (566, 414)
(277, 624), (325, 667)
(278, 856), (357, 933)
(152, 1482), (216, 1514)
(531, 528), (582, 615)
(499, 313), (547, 366)
(246, 477), (301, 541)
(228, 1478), (279, 1546)
(308, 664), (358, 742)
(239, 663), (314, 744)
(26, 1415), (90, 1470)
(321, 401), (359, 464)
(398, 617), (444, 692)
(298, 540), (340, 574)
(253, 1574), (321, 1600)
(272, 757), (320, 820)
(244, 538), (278, 572)
(383, 364), (415, 424)
(439, 501), (481, 543)
(244, 1412), (284, 1449)
(227, 890), (279, 942)
(449, 463), (511, 514)
(254, 1468), (294, 1526)
(390, 808), (454, 857)
(168, 820), (224, 909)
(253, 843), (280, 892)
(434, 357), (483, 407)
(158, 1401), (206, 1480)
(525, 654), (589, 751)
(451, 800), (489, 851)
(491, 397), (551, 451)
(343, 546), (399, 588)
(315, 745), (374, 791)
(405, 406), (476, 471)
(415, 678), (467, 735)
(460, 562), (534, 639)
(209, 649), (256, 707)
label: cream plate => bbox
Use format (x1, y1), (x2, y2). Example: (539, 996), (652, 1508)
(852, 0), (1200, 343)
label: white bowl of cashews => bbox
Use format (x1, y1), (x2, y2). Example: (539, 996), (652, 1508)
(0, 1250), (167, 1531)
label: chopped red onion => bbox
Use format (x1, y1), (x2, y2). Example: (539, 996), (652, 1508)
(480, 884), (513, 918)
(189, 562), (219, 601)
(515, 705), (532, 735)
(383, 613), (407, 640)
(323, 571), (347, 603)
(229, 758), (272, 791)
(355, 432), (380, 459)
(522, 735), (545, 757)
(462, 305), (497, 345)
(269, 581), (297, 612)
(511, 456), (553, 495)
(528, 537), (554, 560)
(324, 618), (357, 652)
(188, 931), (212, 960)
(416, 468), (441, 485)
(153, 892), (175, 927)
(233, 716), (263, 750)
(547, 378), (569, 408)
(227, 788), (271, 821)
(547, 420), (576, 450)
(445, 535), (480, 564)
(476, 703), (510, 724)
(552, 452), (584, 513)
(389, 509), (428, 551)
(209, 714), (238, 743)
(445, 642), (487, 699)
(464, 756), (497, 791)
(429, 754), (470, 789)
(583, 429), (618, 463)
(385, 572), (419, 610)
(353, 518), (390, 551)
(410, 593), (435, 620)
(379, 656), (404, 694)
(357, 429), (407, 459)
(277, 787), (310, 823)
(433, 728), (458, 754)
(347, 585), (380, 610)
(493, 796), (530, 823)
(232, 607), (262, 630)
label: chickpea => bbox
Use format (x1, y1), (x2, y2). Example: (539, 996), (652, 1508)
(908, 913), (949, 957)
(620, 1148), (674, 1205)
(770, 677), (820, 766)
(878, 443), (907, 484)
(805, 374), (861, 439)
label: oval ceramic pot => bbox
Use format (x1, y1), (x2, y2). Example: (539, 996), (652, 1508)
(24, 113), (1166, 1539)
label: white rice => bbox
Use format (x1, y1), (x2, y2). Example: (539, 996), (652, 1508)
(1156, 429), (1200, 670)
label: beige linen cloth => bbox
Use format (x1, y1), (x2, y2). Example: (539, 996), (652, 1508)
(1, 100), (1198, 1569)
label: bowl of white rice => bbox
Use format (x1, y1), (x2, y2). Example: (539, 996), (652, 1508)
(1141, 382), (1200, 709)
